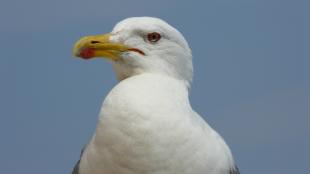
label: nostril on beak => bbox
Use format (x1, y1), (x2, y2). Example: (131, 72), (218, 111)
(91, 41), (100, 44)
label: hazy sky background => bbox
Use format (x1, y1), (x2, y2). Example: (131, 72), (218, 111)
(1, 0), (309, 173)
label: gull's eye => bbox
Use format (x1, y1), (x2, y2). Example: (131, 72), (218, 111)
(147, 32), (161, 43)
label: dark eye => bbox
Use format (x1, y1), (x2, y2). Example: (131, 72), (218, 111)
(147, 32), (161, 43)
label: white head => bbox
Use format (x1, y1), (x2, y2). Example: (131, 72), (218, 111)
(73, 17), (193, 87)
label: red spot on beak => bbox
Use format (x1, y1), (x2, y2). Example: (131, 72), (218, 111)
(79, 48), (95, 59)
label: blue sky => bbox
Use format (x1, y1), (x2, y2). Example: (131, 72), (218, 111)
(1, 0), (309, 173)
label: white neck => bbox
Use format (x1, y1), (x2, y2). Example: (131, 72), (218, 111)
(79, 73), (234, 174)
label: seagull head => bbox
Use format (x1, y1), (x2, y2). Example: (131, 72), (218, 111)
(73, 17), (193, 87)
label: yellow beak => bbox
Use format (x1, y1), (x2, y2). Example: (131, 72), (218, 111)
(73, 33), (130, 61)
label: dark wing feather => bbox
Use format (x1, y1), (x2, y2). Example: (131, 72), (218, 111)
(71, 159), (80, 174)
(71, 147), (85, 174)
(230, 165), (240, 174)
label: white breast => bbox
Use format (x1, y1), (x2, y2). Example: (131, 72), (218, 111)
(79, 74), (234, 174)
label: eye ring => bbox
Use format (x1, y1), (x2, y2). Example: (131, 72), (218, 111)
(147, 32), (161, 43)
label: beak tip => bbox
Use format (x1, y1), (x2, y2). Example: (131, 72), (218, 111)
(75, 48), (96, 59)
(72, 49), (80, 58)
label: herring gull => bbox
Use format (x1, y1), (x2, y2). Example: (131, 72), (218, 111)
(72, 17), (239, 174)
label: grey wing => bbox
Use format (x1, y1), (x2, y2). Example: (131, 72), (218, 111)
(72, 159), (80, 174)
(229, 165), (240, 174)
(71, 147), (85, 174)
